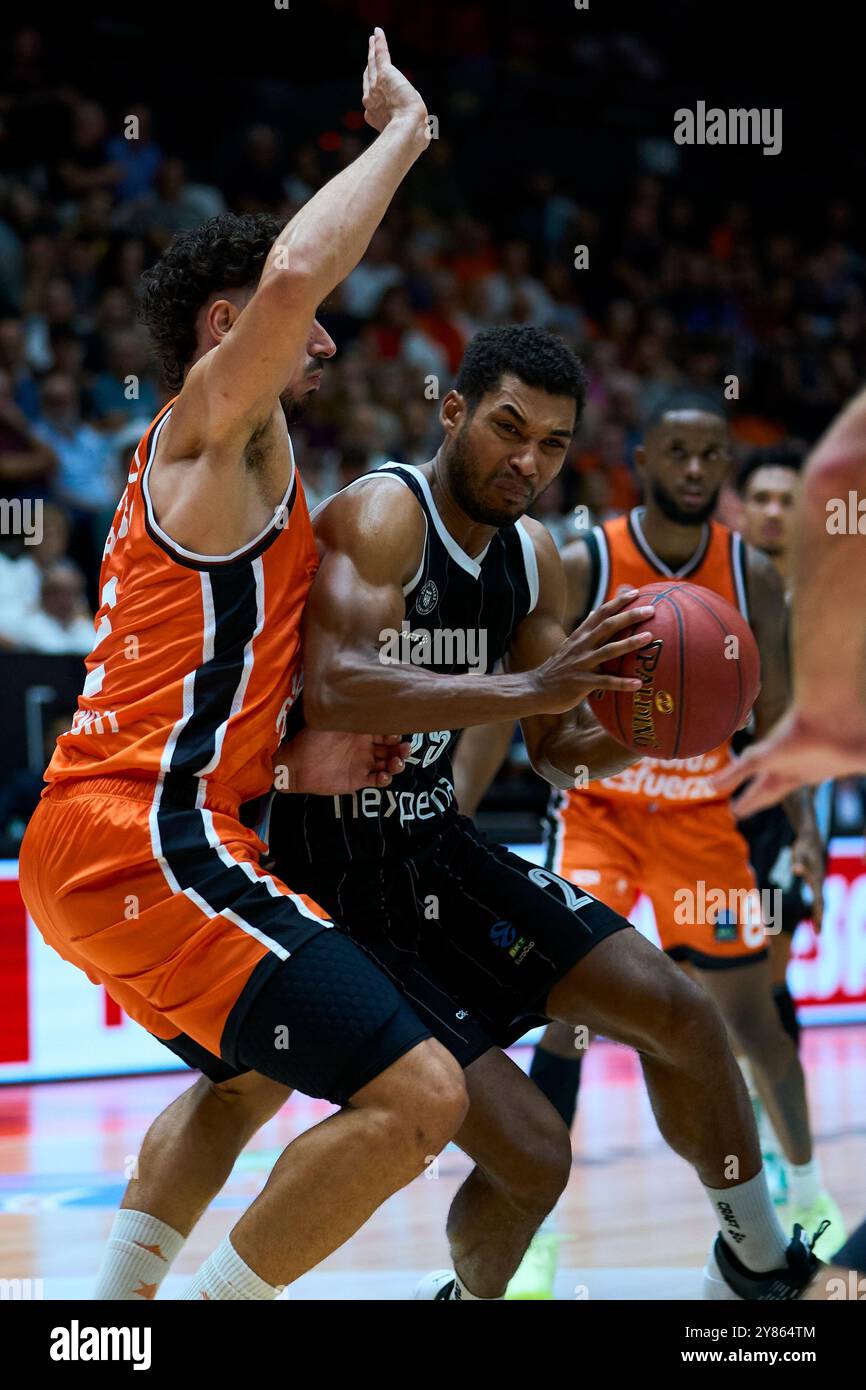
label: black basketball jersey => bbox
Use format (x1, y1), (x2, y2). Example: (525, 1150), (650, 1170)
(269, 462), (539, 872)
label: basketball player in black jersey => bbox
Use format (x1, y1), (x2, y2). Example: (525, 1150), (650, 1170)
(264, 325), (826, 1300)
(105, 326), (826, 1301)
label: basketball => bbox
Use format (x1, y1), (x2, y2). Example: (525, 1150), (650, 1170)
(588, 582), (761, 759)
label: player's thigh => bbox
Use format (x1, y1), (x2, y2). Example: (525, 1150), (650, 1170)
(453, 1047), (571, 1202)
(232, 928), (443, 1109)
(546, 924), (722, 1057)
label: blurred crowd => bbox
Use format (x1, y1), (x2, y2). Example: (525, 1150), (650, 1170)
(2, 23), (866, 650)
(1, 18), (865, 842)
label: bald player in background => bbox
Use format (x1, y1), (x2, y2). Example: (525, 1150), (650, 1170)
(721, 386), (866, 1291)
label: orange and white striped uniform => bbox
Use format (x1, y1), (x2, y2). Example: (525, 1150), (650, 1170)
(20, 401), (329, 1062)
(546, 509), (766, 968)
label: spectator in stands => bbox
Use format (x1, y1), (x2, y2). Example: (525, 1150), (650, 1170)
(0, 367), (56, 498)
(23, 277), (87, 373)
(226, 124), (287, 214)
(90, 329), (159, 428)
(0, 317), (40, 417)
(342, 228), (403, 319)
(105, 105), (164, 202)
(0, 502), (75, 639)
(483, 239), (555, 325)
(32, 373), (117, 511)
(1, 558), (94, 654)
(53, 100), (122, 203)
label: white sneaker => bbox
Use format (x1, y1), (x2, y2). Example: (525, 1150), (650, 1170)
(413, 1270), (458, 1300)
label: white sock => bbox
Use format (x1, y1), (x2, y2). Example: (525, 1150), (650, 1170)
(453, 1271), (503, 1301)
(181, 1233), (280, 1301)
(93, 1210), (185, 1301)
(788, 1157), (822, 1209)
(704, 1169), (789, 1273)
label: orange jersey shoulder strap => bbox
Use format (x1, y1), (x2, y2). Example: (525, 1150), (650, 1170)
(579, 510), (750, 619)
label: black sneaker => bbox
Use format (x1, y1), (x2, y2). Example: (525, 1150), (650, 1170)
(703, 1222), (828, 1299)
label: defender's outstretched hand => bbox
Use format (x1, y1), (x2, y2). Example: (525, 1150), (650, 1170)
(715, 706), (866, 817)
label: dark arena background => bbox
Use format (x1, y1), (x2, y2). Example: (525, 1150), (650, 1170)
(1, 0), (865, 1349)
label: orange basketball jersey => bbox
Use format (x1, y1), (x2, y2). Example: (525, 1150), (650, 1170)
(576, 508), (751, 805)
(45, 400), (319, 807)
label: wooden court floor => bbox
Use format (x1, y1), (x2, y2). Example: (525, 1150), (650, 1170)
(2, 1026), (864, 1300)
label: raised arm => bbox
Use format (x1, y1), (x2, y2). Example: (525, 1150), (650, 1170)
(301, 484), (648, 734)
(170, 30), (430, 454)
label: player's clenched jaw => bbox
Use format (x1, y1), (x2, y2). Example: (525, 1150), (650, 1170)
(439, 378), (577, 527)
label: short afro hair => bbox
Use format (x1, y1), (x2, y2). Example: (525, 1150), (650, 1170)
(737, 442), (805, 494)
(454, 325), (586, 420)
(644, 389), (728, 435)
(138, 213), (283, 391)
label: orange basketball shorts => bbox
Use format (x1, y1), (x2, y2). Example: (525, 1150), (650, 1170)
(547, 792), (767, 968)
(18, 775), (330, 1064)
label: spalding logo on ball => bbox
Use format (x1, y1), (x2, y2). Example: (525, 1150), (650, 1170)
(589, 581), (761, 759)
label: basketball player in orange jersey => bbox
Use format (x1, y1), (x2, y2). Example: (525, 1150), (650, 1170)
(455, 394), (841, 1295)
(720, 384), (866, 1293)
(16, 29), (500, 1303)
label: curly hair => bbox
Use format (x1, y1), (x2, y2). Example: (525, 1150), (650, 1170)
(138, 213), (283, 391)
(454, 325), (586, 419)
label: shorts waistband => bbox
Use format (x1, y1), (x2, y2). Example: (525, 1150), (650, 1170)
(44, 774), (245, 818)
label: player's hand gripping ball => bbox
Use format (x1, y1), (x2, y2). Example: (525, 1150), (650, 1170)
(588, 581), (760, 758)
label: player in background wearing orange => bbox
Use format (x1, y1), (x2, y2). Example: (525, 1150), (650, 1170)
(455, 396), (842, 1297)
(720, 388), (866, 1293)
(19, 30), (487, 1304)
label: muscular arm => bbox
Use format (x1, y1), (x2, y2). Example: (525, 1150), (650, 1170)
(302, 485), (645, 734)
(168, 33), (429, 457)
(507, 523), (647, 790)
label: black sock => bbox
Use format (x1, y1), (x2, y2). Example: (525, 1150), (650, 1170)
(773, 983), (801, 1050)
(529, 1046), (583, 1128)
